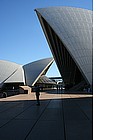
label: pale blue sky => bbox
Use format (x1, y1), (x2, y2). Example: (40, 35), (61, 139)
(0, 0), (92, 77)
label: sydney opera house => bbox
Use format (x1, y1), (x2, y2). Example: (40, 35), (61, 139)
(0, 58), (54, 93)
(0, 6), (93, 93)
(35, 6), (93, 91)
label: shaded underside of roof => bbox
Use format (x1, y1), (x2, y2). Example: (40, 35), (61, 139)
(36, 75), (56, 85)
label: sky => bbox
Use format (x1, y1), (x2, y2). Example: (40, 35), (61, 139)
(0, 0), (92, 77)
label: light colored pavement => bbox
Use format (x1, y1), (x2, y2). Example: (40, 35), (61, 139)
(0, 91), (93, 140)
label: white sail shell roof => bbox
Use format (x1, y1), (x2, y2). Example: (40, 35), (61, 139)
(23, 58), (54, 86)
(4, 66), (25, 84)
(35, 7), (93, 85)
(0, 60), (22, 85)
(0, 58), (54, 87)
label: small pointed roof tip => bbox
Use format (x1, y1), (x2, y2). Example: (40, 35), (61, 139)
(34, 8), (42, 12)
(34, 9), (40, 12)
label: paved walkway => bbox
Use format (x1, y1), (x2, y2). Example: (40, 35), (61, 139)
(0, 91), (93, 140)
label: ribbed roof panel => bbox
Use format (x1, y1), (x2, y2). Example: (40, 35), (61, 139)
(4, 66), (25, 84)
(36, 7), (93, 85)
(23, 58), (54, 86)
(0, 60), (21, 84)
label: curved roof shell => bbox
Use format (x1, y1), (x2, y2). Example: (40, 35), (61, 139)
(0, 60), (24, 87)
(35, 7), (93, 87)
(4, 66), (25, 84)
(0, 58), (54, 88)
(23, 58), (54, 86)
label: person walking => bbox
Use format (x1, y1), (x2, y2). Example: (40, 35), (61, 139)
(35, 85), (40, 106)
